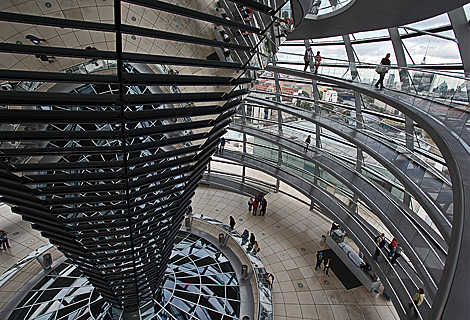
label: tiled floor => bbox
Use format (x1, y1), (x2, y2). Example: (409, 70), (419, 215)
(0, 203), (51, 275)
(192, 186), (399, 320)
(0, 187), (398, 320)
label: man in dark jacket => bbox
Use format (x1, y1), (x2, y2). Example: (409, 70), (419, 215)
(315, 251), (324, 270)
(229, 216), (236, 229)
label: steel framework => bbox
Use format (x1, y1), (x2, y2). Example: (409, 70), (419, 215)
(0, 0), (277, 311)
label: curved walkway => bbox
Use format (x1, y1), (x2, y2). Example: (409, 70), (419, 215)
(0, 190), (398, 320)
(216, 150), (431, 319)
(264, 65), (470, 320)
(245, 95), (452, 244)
(287, 0), (469, 40)
(229, 122), (445, 298)
(192, 185), (398, 320)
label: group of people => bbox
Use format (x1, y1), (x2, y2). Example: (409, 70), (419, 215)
(374, 233), (402, 265)
(315, 251), (332, 276)
(238, 5), (254, 22)
(241, 229), (260, 253)
(303, 49), (392, 91)
(303, 48), (322, 74)
(0, 230), (11, 251)
(248, 193), (267, 216)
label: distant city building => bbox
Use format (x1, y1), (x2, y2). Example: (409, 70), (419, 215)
(323, 89), (338, 103)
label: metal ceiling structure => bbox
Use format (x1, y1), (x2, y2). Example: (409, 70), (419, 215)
(0, 0), (277, 312)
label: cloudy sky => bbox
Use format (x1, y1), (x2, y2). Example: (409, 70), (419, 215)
(280, 3), (469, 66)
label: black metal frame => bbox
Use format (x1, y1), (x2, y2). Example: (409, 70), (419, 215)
(0, 0), (276, 312)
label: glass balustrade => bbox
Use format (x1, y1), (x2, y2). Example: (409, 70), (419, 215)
(306, 0), (355, 18)
(275, 52), (469, 143)
(239, 91), (453, 239)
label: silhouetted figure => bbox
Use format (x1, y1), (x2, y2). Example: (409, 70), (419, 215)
(375, 53), (391, 89)
(248, 232), (256, 250)
(229, 216), (236, 229)
(304, 135), (311, 152)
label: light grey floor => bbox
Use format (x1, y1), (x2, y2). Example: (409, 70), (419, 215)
(0, 185), (398, 320)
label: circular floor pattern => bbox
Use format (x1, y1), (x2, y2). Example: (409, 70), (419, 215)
(6, 230), (242, 320)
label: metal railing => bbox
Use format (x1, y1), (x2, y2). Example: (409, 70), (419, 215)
(187, 212), (273, 320)
(276, 52), (469, 109)
(306, 0), (354, 17)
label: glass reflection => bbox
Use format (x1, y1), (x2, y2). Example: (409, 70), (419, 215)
(8, 230), (241, 320)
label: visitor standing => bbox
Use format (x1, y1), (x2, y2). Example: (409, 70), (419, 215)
(314, 51), (321, 74)
(257, 193), (263, 203)
(315, 251), (324, 270)
(304, 135), (311, 152)
(248, 197), (254, 212)
(303, 47), (313, 72)
(229, 216), (236, 229)
(248, 232), (256, 250)
(390, 245), (403, 265)
(219, 137), (226, 154)
(409, 288), (425, 318)
(253, 241), (259, 253)
(252, 200), (258, 215)
(265, 272), (275, 286)
(323, 257), (331, 276)
(260, 198), (267, 216)
(241, 229), (249, 244)
(375, 53), (391, 89)
(388, 238), (398, 259)
(0, 230), (11, 250)
(374, 233), (385, 259)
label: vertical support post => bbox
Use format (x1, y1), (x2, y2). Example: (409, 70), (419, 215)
(389, 27), (413, 207)
(273, 54), (283, 191)
(448, 8), (470, 111)
(389, 28), (410, 89)
(448, 8), (470, 77)
(305, 40), (321, 187)
(430, 8), (469, 320)
(242, 100), (247, 183)
(343, 34), (363, 212)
